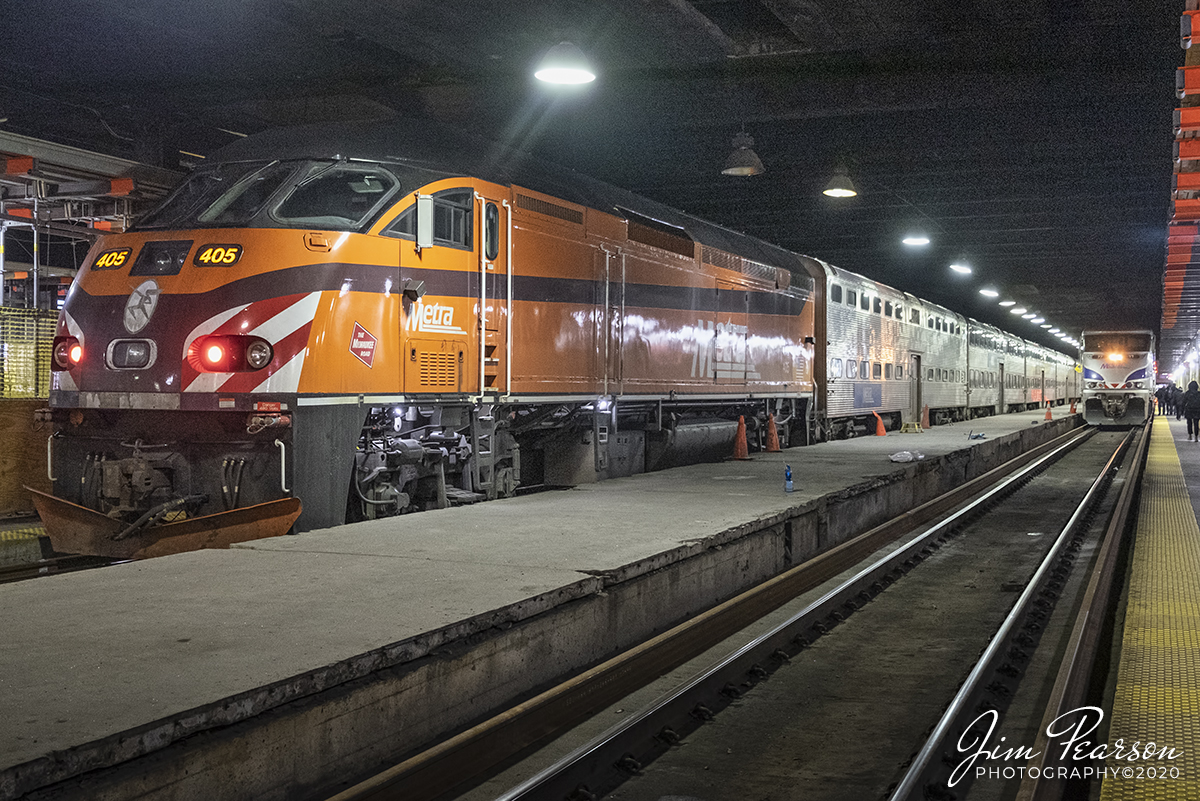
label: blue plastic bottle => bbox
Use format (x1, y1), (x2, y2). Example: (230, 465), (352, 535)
(785, 464), (794, 493)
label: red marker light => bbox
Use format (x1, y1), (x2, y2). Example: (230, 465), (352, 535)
(52, 336), (82, 371)
(204, 343), (225, 365)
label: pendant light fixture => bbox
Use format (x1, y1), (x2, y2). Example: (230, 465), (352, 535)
(822, 165), (857, 197)
(721, 131), (765, 176)
(534, 41), (596, 84)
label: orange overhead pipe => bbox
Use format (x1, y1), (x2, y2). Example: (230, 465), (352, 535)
(1176, 107), (1200, 135)
(1178, 65), (1200, 98)
(1175, 138), (1200, 161)
(1184, 10), (1200, 49)
(108, 177), (135, 196)
(2, 156), (35, 176)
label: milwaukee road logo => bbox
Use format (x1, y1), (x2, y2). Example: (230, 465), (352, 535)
(408, 301), (466, 335)
(691, 318), (761, 380)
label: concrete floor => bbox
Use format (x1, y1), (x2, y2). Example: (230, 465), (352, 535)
(0, 409), (1074, 798)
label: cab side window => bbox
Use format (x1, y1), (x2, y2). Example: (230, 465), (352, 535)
(382, 188), (474, 249)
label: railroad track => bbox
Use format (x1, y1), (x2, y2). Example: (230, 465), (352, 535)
(0, 553), (123, 583)
(320, 423), (1146, 801)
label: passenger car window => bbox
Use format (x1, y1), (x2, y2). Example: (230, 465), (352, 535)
(846, 289), (857, 306)
(884, 301), (893, 317)
(873, 297), (882, 314)
(873, 362), (882, 379)
(830, 358), (843, 378)
(911, 308), (920, 325)
(861, 294), (870, 311)
(885, 364), (893, 380)
(896, 365), (904, 380)
(861, 360), (869, 378)
(847, 360), (858, 379)
(831, 284), (843, 303)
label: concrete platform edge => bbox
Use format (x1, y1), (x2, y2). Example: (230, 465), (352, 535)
(5, 416), (1083, 801)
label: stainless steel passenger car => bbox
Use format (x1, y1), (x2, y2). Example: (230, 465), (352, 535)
(812, 259), (1077, 438)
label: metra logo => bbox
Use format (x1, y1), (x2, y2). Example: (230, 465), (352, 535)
(411, 301), (466, 335)
(123, 279), (161, 334)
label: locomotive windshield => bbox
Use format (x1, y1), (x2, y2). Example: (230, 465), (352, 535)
(136, 159), (402, 232)
(1082, 332), (1153, 355)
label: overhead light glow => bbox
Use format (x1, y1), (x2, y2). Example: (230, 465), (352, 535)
(902, 235), (930, 246)
(978, 288), (1000, 298)
(1031, 317), (1045, 323)
(534, 41), (597, 84)
(1010, 307), (1028, 315)
(1022, 313), (1036, 319)
(1040, 324), (1051, 328)
(950, 264), (972, 274)
(1049, 328), (1059, 333)
(1108, 352), (1124, 361)
(822, 165), (857, 197)
(998, 300), (1016, 307)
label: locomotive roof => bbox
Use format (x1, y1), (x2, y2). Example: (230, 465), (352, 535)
(210, 117), (819, 284)
(213, 118), (1075, 363)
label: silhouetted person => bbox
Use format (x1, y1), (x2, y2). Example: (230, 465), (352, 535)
(1175, 384), (1185, 420)
(1184, 381), (1200, 441)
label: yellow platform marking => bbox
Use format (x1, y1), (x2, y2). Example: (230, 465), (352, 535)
(1101, 416), (1200, 799)
(0, 526), (43, 542)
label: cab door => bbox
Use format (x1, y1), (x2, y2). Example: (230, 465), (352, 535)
(477, 193), (509, 392)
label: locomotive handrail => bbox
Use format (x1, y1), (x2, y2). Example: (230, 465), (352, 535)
(275, 438), (289, 493)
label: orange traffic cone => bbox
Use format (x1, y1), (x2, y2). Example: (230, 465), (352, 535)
(1045, 403), (1053, 421)
(765, 414), (781, 452)
(921, 404), (931, 430)
(872, 411), (887, 436)
(733, 415), (750, 460)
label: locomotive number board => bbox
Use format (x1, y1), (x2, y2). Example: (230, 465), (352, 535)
(194, 244), (244, 266)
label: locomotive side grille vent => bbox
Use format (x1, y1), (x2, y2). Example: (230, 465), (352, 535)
(703, 246), (788, 287)
(516, 194), (583, 224)
(702, 246), (741, 273)
(419, 351), (457, 387)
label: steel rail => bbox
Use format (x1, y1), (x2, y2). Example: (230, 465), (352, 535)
(1013, 420), (1151, 801)
(886, 427), (1137, 801)
(324, 424), (1091, 801)
(0, 554), (121, 583)
(495, 426), (1096, 801)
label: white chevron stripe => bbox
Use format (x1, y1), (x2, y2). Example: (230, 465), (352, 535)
(55, 310), (81, 392)
(182, 293), (322, 393)
(248, 292), (322, 342)
(251, 349), (307, 393)
(187, 370), (236, 393)
(180, 304), (249, 362)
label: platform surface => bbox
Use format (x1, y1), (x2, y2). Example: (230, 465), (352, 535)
(0, 410), (1066, 782)
(1100, 415), (1200, 800)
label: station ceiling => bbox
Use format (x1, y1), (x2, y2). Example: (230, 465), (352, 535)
(0, 1), (1181, 358)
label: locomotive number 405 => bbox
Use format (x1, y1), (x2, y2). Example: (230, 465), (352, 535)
(194, 244), (244, 266)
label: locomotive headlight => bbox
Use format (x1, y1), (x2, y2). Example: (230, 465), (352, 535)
(52, 336), (82, 371)
(245, 340), (273, 370)
(189, 334), (274, 373)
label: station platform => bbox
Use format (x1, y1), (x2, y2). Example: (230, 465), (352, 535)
(1100, 415), (1200, 800)
(0, 409), (1079, 801)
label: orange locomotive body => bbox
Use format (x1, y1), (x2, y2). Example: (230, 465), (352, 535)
(39, 121), (815, 553)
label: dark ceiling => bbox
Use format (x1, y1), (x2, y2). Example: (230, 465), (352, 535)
(0, 0), (1180, 353)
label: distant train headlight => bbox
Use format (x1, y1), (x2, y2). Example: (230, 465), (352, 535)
(52, 336), (82, 371)
(189, 335), (274, 373)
